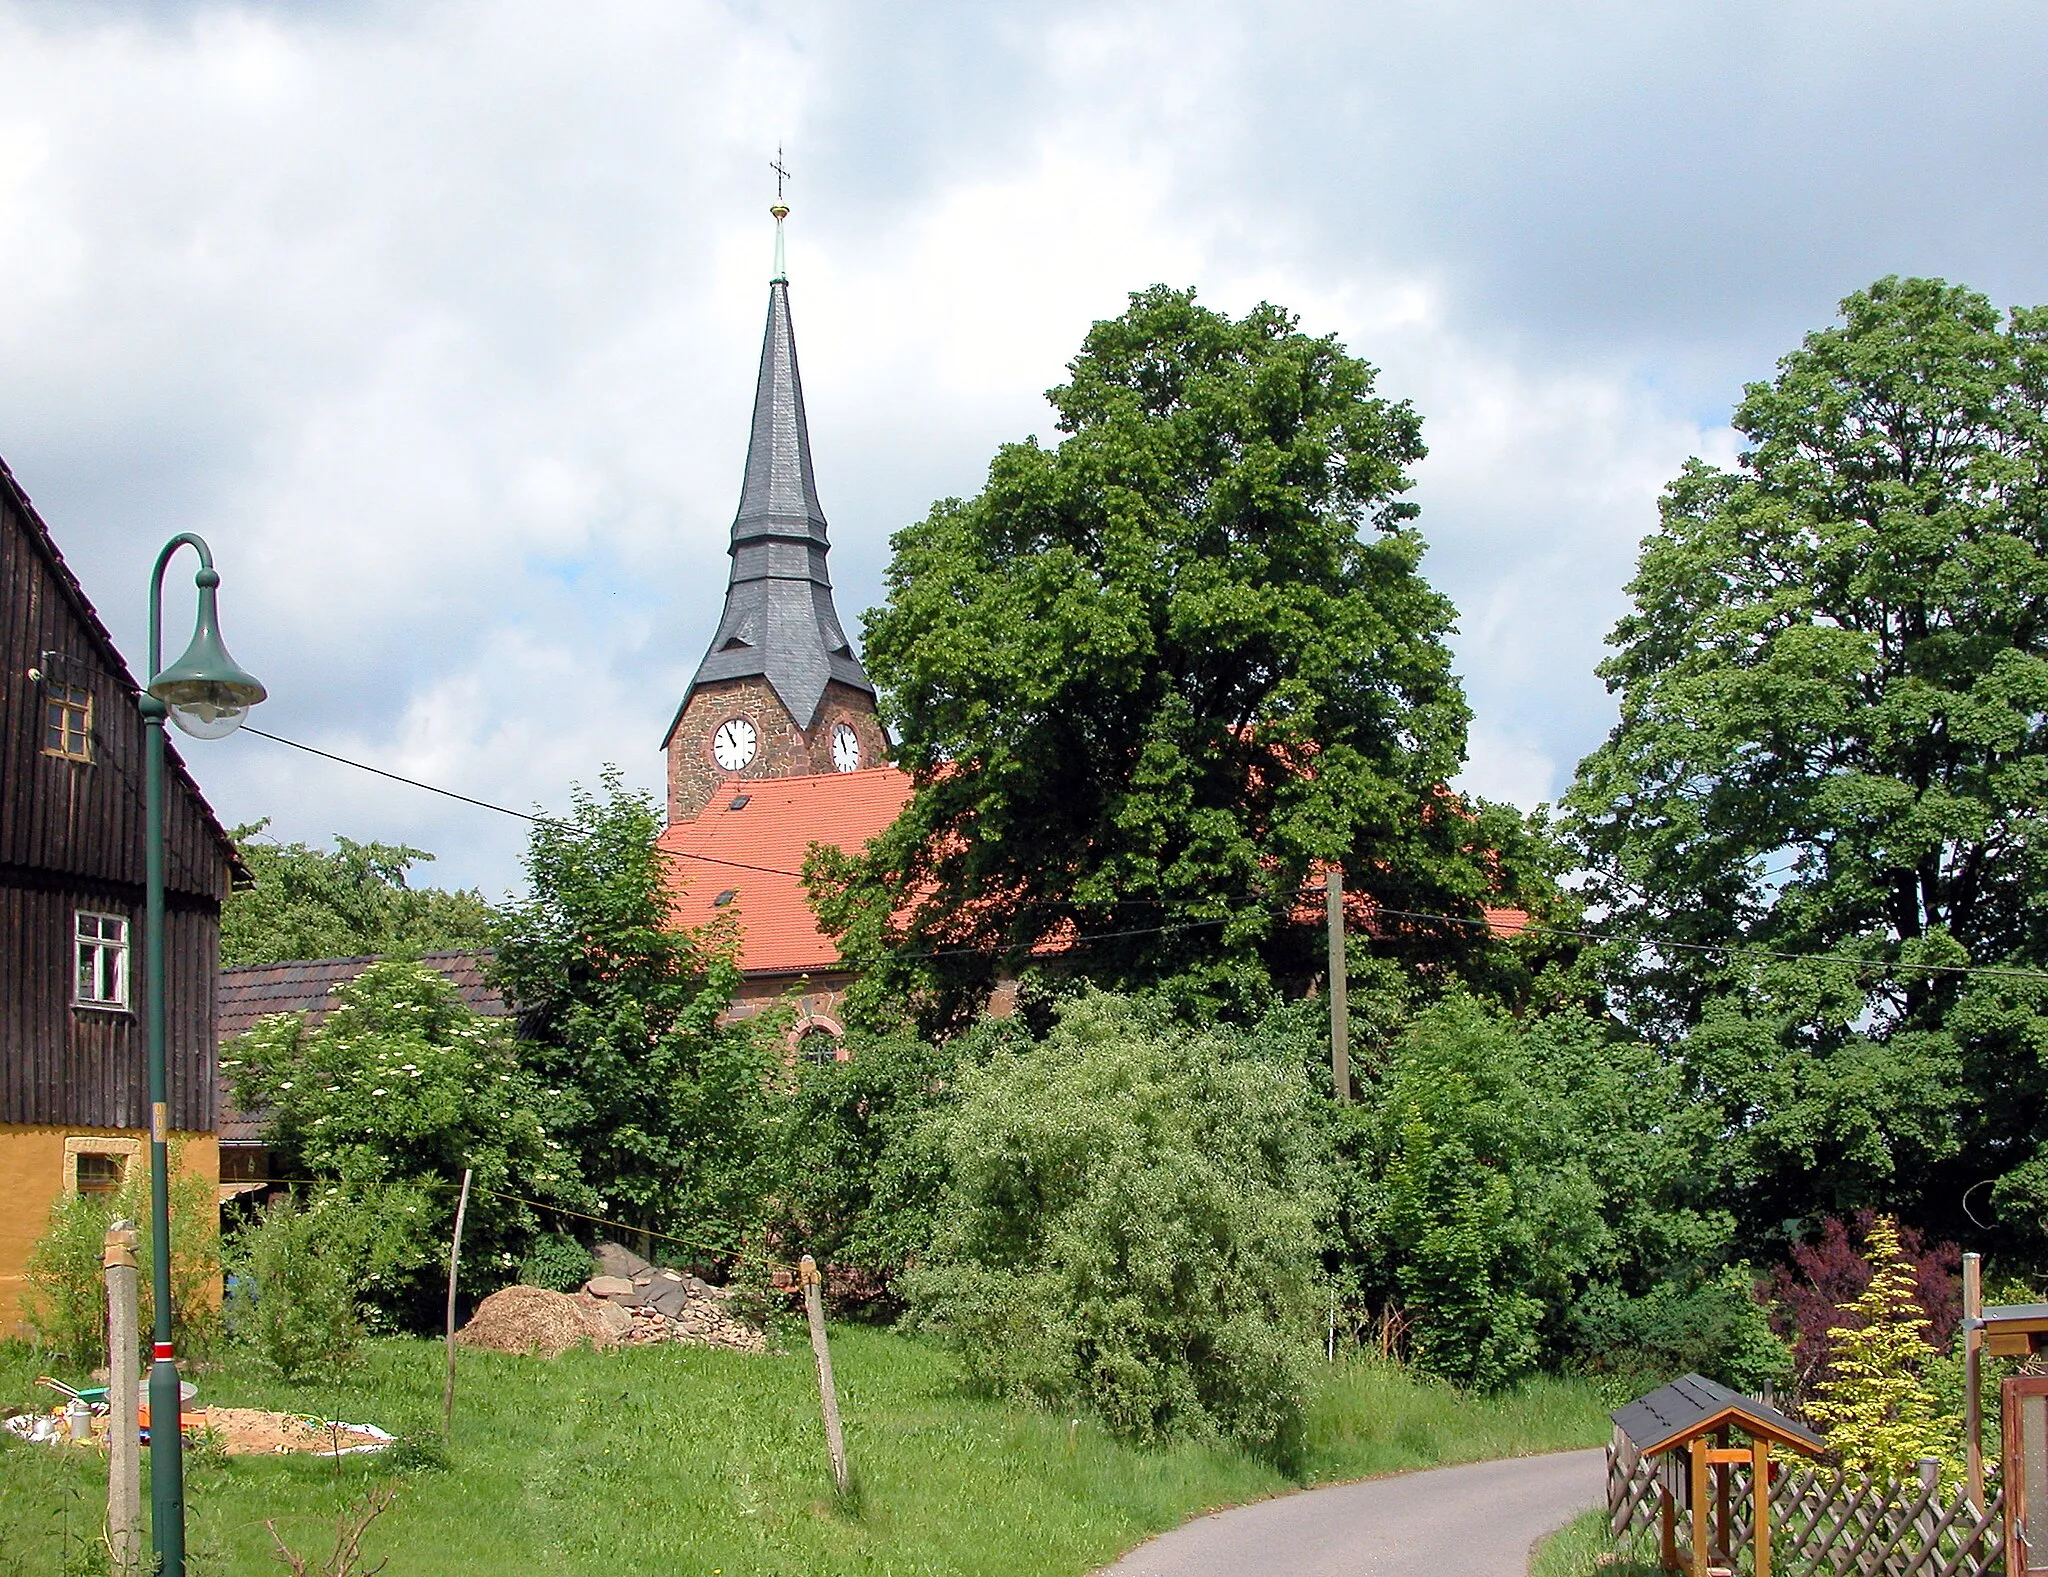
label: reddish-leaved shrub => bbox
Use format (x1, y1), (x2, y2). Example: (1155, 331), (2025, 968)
(1768, 1212), (1960, 1403)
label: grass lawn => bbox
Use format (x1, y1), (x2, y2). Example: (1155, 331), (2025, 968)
(1530, 1508), (1664, 1577)
(2, 1329), (1609, 1576)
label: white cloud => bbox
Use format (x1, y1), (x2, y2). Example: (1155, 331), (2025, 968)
(0, 0), (2040, 892)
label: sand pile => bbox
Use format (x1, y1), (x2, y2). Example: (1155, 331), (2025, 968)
(455, 1285), (622, 1357)
(7, 1408), (390, 1456)
(201, 1409), (391, 1455)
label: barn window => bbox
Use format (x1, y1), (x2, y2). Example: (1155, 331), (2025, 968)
(42, 679), (92, 761)
(74, 1152), (124, 1195)
(75, 911), (130, 1009)
(64, 1136), (140, 1195)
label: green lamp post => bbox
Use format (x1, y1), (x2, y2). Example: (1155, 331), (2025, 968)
(142, 535), (266, 1576)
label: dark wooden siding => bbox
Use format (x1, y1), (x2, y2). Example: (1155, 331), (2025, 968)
(0, 458), (234, 1131)
(0, 480), (230, 900)
(0, 883), (217, 1130)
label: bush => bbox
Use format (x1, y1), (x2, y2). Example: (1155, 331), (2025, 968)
(517, 1233), (593, 1293)
(765, 1017), (1025, 1305)
(1767, 1212), (1961, 1403)
(1805, 1216), (1963, 1478)
(1568, 1268), (1790, 1395)
(903, 992), (1326, 1464)
(1344, 997), (1736, 1391)
(22, 1145), (221, 1369)
(227, 959), (595, 1327)
(226, 1195), (363, 1382)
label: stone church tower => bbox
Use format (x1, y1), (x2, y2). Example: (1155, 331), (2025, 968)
(663, 206), (888, 822)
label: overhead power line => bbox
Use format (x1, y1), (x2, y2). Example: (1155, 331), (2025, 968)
(242, 725), (2048, 986)
(1350, 901), (2048, 986)
(241, 725), (806, 880)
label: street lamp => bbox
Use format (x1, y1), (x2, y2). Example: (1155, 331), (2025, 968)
(142, 534), (265, 1577)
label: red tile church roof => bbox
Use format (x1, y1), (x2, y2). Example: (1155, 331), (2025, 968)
(658, 767), (914, 975)
(657, 769), (1530, 977)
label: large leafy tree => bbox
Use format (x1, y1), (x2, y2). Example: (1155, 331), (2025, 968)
(491, 769), (766, 1243)
(811, 286), (1544, 1028)
(1566, 277), (2048, 1249)
(222, 821), (497, 967)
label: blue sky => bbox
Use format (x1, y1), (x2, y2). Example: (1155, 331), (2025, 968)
(2, 0), (2044, 897)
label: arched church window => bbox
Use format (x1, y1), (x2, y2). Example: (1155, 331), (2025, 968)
(796, 1025), (842, 1066)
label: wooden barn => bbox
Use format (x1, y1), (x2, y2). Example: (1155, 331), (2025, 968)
(0, 453), (243, 1331)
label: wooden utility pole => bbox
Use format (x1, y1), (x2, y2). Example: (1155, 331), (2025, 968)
(1326, 867), (1350, 1103)
(1965, 1250), (1984, 1509)
(800, 1255), (850, 1495)
(104, 1219), (142, 1575)
(442, 1168), (473, 1437)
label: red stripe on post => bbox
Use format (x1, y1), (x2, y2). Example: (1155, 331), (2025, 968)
(153, 1343), (174, 1361)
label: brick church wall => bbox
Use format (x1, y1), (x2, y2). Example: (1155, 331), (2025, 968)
(666, 677), (892, 823)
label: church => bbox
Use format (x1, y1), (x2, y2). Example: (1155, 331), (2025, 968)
(651, 202), (1526, 1054)
(656, 203), (911, 1055)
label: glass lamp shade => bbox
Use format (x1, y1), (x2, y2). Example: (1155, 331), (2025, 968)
(149, 577), (266, 739)
(162, 693), (257, 739)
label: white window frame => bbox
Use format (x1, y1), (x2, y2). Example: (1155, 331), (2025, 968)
(74, 910), (131, 1011)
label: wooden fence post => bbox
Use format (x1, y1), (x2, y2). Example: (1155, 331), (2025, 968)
(442, 1168), (472, 1438)
(104, 1219), (142, 1576)
(1751, 1435), (1771, 1577)
(1965, 1250), (1984, 1510)
(800, 1254), (850, 1495)
(1689, 1435), (1710, 1577)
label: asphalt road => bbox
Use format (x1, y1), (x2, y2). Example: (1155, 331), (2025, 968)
(1098, 1447), (1606, 1577)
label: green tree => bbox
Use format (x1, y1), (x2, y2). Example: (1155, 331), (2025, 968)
(764, 1021), (1012, 1298)
(490, 768), (764, 1246)
(810, 285), (1550, 1030)
(1565, 276), (2048, 1248)
(1345, 996), (1755, 1389)
(227, 960), (585, 1325)
(904, 992), (1327, 1463)
(1805, 1216), (1962, 1478)
(223, 821), (497, 967)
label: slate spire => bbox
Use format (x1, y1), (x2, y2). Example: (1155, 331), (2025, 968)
(685, 203), (874, 729)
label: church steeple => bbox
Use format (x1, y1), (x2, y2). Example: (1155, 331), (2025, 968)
(683, 203), (874, 730)
(664, 195), (887, 824)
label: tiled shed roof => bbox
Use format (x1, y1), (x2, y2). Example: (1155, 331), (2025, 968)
(1612, 1372), (1825, 1457)
(658, 767), (913, 975)
(216, 950), (506, 1143)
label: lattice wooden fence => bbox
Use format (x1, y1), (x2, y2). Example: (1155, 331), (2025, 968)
(1609, 1429), (2008, 1576)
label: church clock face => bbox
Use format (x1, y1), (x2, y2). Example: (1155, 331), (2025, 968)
(831, 722), (860, 773)
(713, 717), (758, 772)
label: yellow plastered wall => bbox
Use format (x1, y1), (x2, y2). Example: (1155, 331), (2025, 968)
(0, 1124), (218, 1336)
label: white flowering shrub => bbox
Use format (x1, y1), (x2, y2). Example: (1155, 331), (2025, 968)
(227, 960), (595, 1327)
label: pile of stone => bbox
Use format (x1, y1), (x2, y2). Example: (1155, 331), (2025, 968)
(584, 1241), (767, 1355)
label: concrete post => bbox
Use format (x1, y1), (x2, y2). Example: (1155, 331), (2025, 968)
(104, 1219), (142, 1575)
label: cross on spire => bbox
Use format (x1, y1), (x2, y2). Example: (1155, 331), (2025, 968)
(770, 147), (791, 204)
